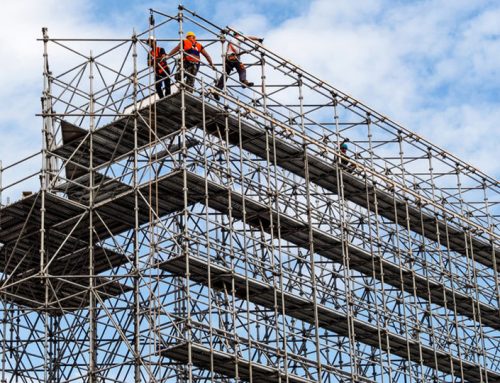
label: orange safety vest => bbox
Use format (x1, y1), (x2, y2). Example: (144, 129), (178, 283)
(150, 47), (168, 75)
(183, 39), (202, 62)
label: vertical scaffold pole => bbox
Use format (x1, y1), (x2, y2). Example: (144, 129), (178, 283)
(88, 50), (97, 383)
(178, 5), (186, 94)
(0, 299), (5, 383)
(146, 12), (159, 378)
(132, 30), (142, 383)
(41, 26), (51, 383)
(297, 74), (323, 381)
(178, 7), (193, 383)
(332, 93), (357, 381)
(365, 113), (394, 380)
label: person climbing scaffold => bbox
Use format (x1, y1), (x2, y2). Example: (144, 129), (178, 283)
(213, 30), (263, 100)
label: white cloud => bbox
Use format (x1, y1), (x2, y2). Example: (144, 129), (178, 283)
(0, 0), (498, 191)
(254, 0), (500, 177)
(0, 0), (136, 202)
(0, 1), (98, 92)
(0, 1), (123, 161)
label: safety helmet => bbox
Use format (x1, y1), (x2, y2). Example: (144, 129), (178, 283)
(340, 143), (348, 150)
(148, 36), (156, 40)
(186, 31), (196, 38)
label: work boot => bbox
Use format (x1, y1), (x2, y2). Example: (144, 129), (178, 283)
(242, 80), (254, 88)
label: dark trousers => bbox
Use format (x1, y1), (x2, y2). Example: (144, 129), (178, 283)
(175, 61), (200, 91)
(155, 68), (171, 99)
(216, 58), (247, 90)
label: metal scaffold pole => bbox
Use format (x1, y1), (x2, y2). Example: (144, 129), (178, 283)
(87, 49), (97, 383)
(41, 26), (51, 383)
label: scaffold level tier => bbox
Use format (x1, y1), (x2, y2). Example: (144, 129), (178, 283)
(175, 170), (500, 331)
(0, 193), (130, 313)
(43, 169), (500, 329)
(160, 254), (493, 382)
(53, 92), (208, 173)
(0, 192), (127, 268)
(1, 274), (129, 315)
(162, 342), (316, 383)
(43, 168), (494, 379)
(53, 92), (498, 270)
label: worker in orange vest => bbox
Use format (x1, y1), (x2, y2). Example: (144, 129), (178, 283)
(168, 31), (215, 92)
(147, 36), (171, 98)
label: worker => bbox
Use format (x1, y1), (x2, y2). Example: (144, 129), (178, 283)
(339, 140), (355, 172)
(168, 31), (216, 92)
(340, 142), (348, 155)
(214, 31), (263, 98)
(147, 36), (171, 99)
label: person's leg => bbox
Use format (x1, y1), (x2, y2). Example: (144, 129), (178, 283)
(215, 72), (224, 90)
(174, 62), (182, 82)
(163, 67), (171, 96)
(216, 59), (235, 90)
(154, 73), (164, 98)
(184, 62), (193, 89)
(237, 62), (253, 87)
(237, 63), (247, 83)
(185, 62), (199, 90)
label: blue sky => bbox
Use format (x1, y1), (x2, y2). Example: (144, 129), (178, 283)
(0, 0), (499, 181)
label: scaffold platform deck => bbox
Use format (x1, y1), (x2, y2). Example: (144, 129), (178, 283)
(160, 253), (493, 382)
(162, 342), (316, 383)
(5, 167), (494, 325)
(175, 171), (500, 331)
(26, 166), (496, 329)
(53, 92), (497, 270)
(0, 190), (131, 313)
(114, 168), (497, 333)
(1, 274), (129, 314)
(1, 166), (496, 325)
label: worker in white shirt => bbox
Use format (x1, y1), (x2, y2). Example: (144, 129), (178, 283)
(214, 31), (263, 97)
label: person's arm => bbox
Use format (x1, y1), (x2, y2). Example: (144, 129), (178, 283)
(201, 48), (215, 69)
(247, 35), (264, 43)
(234, 34), (264, 44)
(227, 41), (237, 55)
(167, 44), (180, 58)
(159, 48), (167, 62)
(147, 49), (153, 67)
(231, 35), (263, 57)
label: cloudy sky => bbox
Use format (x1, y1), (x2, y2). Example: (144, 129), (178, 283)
(0, 0), (498, 182)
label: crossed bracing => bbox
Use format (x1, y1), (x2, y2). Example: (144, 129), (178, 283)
(1, 91), (498, 380)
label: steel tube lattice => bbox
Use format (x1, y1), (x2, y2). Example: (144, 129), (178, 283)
(0, 5), (499, 383)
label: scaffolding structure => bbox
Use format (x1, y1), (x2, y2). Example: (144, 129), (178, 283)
(0, 5), (499, 382)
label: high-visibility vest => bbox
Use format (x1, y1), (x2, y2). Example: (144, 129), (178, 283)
(183, 39), (202, 62)
(151, 47), (168, 75)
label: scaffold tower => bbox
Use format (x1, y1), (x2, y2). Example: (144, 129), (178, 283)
(0, 6), (499, 383)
